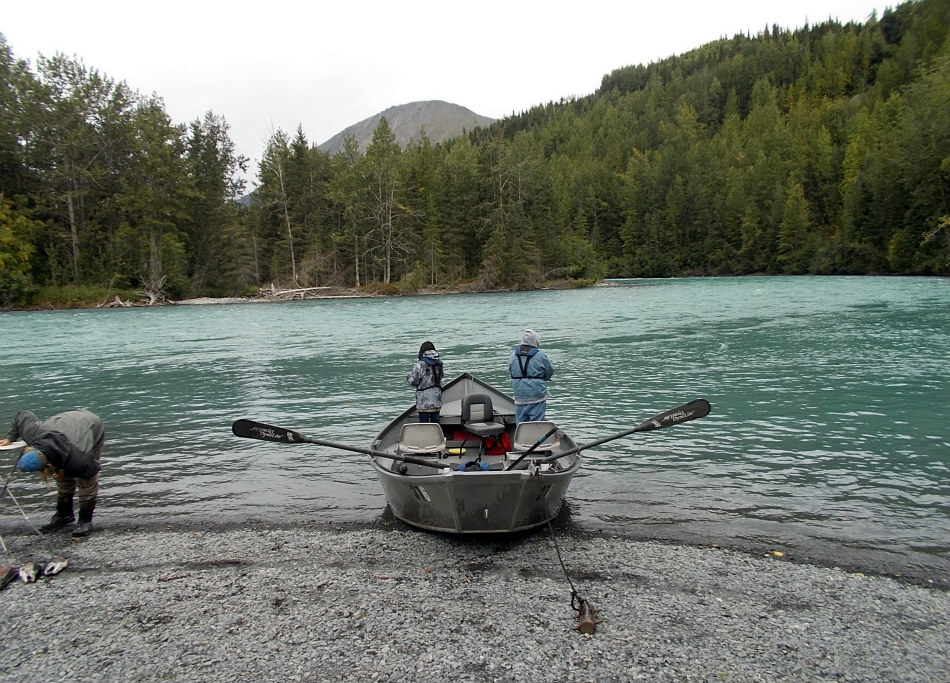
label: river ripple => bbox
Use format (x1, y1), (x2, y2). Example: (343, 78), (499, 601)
(1, 276), (947, 581)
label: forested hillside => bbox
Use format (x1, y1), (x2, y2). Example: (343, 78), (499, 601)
(1, 0), (947, 307)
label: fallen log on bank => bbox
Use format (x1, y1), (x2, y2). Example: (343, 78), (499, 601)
(260, 285), (333, 300)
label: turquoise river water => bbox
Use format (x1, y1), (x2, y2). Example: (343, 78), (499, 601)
(0, 276), (947, 582)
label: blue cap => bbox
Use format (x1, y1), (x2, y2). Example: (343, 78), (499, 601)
(17, 448), (45, 472)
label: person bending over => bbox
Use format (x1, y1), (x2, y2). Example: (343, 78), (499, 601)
(1, 408), (104, 537)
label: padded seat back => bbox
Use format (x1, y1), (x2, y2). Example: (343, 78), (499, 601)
(512, 421), (560, 452)
(398, 423), (446, 454)
(460, 393), (505, 438)
(461, 393), (494, 423)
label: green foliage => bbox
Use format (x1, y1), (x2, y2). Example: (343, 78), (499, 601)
(359, 281), (399, 296)
(0, 266), (33, 308)
(0, 0), (947, 307)
(396, 260), (428, 294)
(0, 197), (39, 307)
(30, 284), (141, 308)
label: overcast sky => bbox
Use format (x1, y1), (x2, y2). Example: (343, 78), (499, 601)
(4, 0), (888, 184)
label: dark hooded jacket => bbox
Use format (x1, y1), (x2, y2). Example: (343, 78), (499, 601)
(6, 409), (103, 478)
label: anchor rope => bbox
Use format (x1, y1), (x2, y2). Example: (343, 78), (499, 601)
(533, 462), (587, 612)
(545, 516), (586, 611)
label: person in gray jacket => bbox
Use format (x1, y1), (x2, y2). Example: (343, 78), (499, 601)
(406, 341), (444, 423)
(509, 329), (555, 424)
(1, 408), (104, 537)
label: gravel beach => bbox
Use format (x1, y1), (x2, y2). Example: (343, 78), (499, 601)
(1, 520), (947, 683)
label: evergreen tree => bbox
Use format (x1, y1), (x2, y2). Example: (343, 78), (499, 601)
(183, 111), (248, 294)
(256, 129), (299, 286)
(2, 0), (948, 304)
(363, 117), (410, 285)
(114, 98), (189, 299)
(326, 135), (369, 286)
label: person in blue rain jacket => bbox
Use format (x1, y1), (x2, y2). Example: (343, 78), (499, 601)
(508, 329), (554, 424)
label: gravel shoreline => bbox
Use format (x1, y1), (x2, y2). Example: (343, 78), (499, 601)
(1, 520), (948, 683)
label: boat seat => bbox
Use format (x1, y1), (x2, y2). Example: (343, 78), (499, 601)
(460, 393), (505, 438)
(512, 421), (560, 452)
(397, 423), (446, 455)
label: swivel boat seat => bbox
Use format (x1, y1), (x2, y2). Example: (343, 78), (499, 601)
(460, 393), (505, 446)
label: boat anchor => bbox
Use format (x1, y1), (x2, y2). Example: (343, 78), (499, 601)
(572, 594), (601, 635)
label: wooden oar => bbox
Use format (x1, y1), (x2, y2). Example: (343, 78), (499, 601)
(541, 398), (712, 462)
(231, 419), (450, 469)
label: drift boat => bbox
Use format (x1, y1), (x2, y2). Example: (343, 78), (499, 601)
(232, 380), (710, 535)
(369, 372), (580, 534)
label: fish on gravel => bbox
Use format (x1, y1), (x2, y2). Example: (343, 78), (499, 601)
(18, 562), (39, 583)
(0, 566), (17, 590)
(42, 556), (68, 577)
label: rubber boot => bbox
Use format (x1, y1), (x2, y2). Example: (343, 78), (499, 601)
(72, 507), (94, 538)
(40, 499), (75, 533)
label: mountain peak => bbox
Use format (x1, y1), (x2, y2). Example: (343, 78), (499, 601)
(317, 100), (495, 154)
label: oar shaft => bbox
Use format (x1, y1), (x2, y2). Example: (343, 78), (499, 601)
(542, 398), (711, 461)
(302, 434), (449, 470)
(301, 435), (375, 456)
(233, 397), (710, 471)
(504, 425), (559, 471)
(232, 419), (449, 469)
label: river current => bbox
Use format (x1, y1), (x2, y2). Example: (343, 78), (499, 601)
(1, 276), (947, 581)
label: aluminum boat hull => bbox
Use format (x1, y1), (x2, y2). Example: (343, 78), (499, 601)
(370, 373), (580, 534)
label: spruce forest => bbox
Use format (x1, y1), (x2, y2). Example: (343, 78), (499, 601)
(0, 0), (947, 307)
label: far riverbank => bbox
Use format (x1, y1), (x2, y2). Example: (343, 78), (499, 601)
(5, 278), (601, 311)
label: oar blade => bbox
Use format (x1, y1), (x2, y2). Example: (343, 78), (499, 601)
(544, 397), (712, 460)
(232, 419), (309, 444)
(232, 418), (451, 469)
(633, 398), (711, 433)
